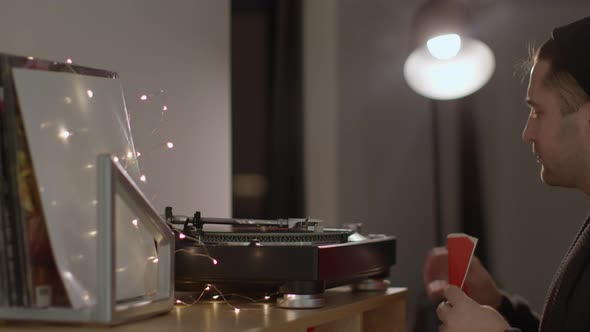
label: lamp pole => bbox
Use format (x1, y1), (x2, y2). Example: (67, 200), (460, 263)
(430, 99), (443, 246)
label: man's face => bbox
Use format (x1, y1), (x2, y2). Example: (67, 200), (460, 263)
(522, 60), (586, 187)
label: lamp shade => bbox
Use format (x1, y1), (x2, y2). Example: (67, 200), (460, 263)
(403, 36), (495, 100)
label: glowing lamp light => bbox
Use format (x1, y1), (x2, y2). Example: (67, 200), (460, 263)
(113, 156), (119, 162)
(264, 296), (270, 300)
(212, 295), (219, 300)
(427, 34), (461, 60)
(86, 90), (94, 98)
(166, 142), (174, 149)
(126, 151), (133, 159)
(140, 175), (147, 182)
(234, 308), (240, 313)
(163, 105), (168, 111)
(205, 286), (211, 291)
(153, 258), (159, 263)
(136, 152), (142, 157)
(59, 129), (72, 140)
(178, 233), (186, 239)
(212, 259), (218, 265)
(132, 219), (139, 227)
(66, 58), (73, 64)
(140, 94), (148, 101)
(404, 36), (495, 100)
(176, 299), (182, 304)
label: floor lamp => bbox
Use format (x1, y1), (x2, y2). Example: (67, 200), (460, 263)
(403, 0), (495, 244)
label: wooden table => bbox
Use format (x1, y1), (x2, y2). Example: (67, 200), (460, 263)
(0, 287), (407, 332)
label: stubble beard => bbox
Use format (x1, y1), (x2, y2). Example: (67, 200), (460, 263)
(540, 163), (577, 188)
(540, 164), (559, 186)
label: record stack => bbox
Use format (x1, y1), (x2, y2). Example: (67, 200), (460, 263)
(0, 57), (69, 309)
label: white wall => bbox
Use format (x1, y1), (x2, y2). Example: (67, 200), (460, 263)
(0, 0), (231, 217)
(304, 0), (590, 320)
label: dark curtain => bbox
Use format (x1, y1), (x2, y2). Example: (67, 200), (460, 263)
(231, 0), (304, 219)
(266, 0), (304, 218)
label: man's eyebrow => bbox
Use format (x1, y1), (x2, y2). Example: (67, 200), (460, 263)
(525, 98), (541, 108)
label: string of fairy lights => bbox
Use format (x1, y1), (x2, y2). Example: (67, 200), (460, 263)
(128, 73), (278, 313)
(174, 281), (278, 313)
(173, 230), (279, 313)
(49, 57), (280, 313)
(50, 57), (174, 187)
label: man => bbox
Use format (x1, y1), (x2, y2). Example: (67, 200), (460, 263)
(424, 17), (590, 332)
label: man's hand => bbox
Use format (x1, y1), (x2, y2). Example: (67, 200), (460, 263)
(437, 285), (510, 332)
(424, 246), (503, 309)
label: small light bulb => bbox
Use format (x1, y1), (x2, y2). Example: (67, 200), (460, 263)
(426, 34), (462, 60)
(212, 259), (218, 265)
(136, 152), (142, 157)
(132, 219), (139, 227)
(66, 58), (73, 64)
(59, 130), (72, 140)
(166, 142), (174, 149)
(140, 174), (147, 182)
(27, 56), (34, 60)
(163, 105), (168, 111)
(126, 151), (133, 159)
(205, 286), (210, 291)
(176, 299), (181, 304)
(264, 296), (270, 300)
(234, 308), (240, 313)
(153, 258), (159, 263)
(86, 90), (94, 98)
(113, 156), (119, 162)
(179, 233), (186, 239)
(140, 94), (148, 101)
(212, 295), (219, 300)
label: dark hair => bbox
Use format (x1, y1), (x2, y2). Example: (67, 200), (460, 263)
(526, 39), (590, 114)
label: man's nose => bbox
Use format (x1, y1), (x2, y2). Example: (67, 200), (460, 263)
(522, 119), (534, 143)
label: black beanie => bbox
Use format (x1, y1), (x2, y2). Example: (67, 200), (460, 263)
(551, 17), (590, 97)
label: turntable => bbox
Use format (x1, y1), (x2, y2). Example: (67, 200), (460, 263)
(165, 207), (396, 309)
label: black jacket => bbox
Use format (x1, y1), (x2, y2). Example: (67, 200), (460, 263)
(500, 216), (590, 332)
